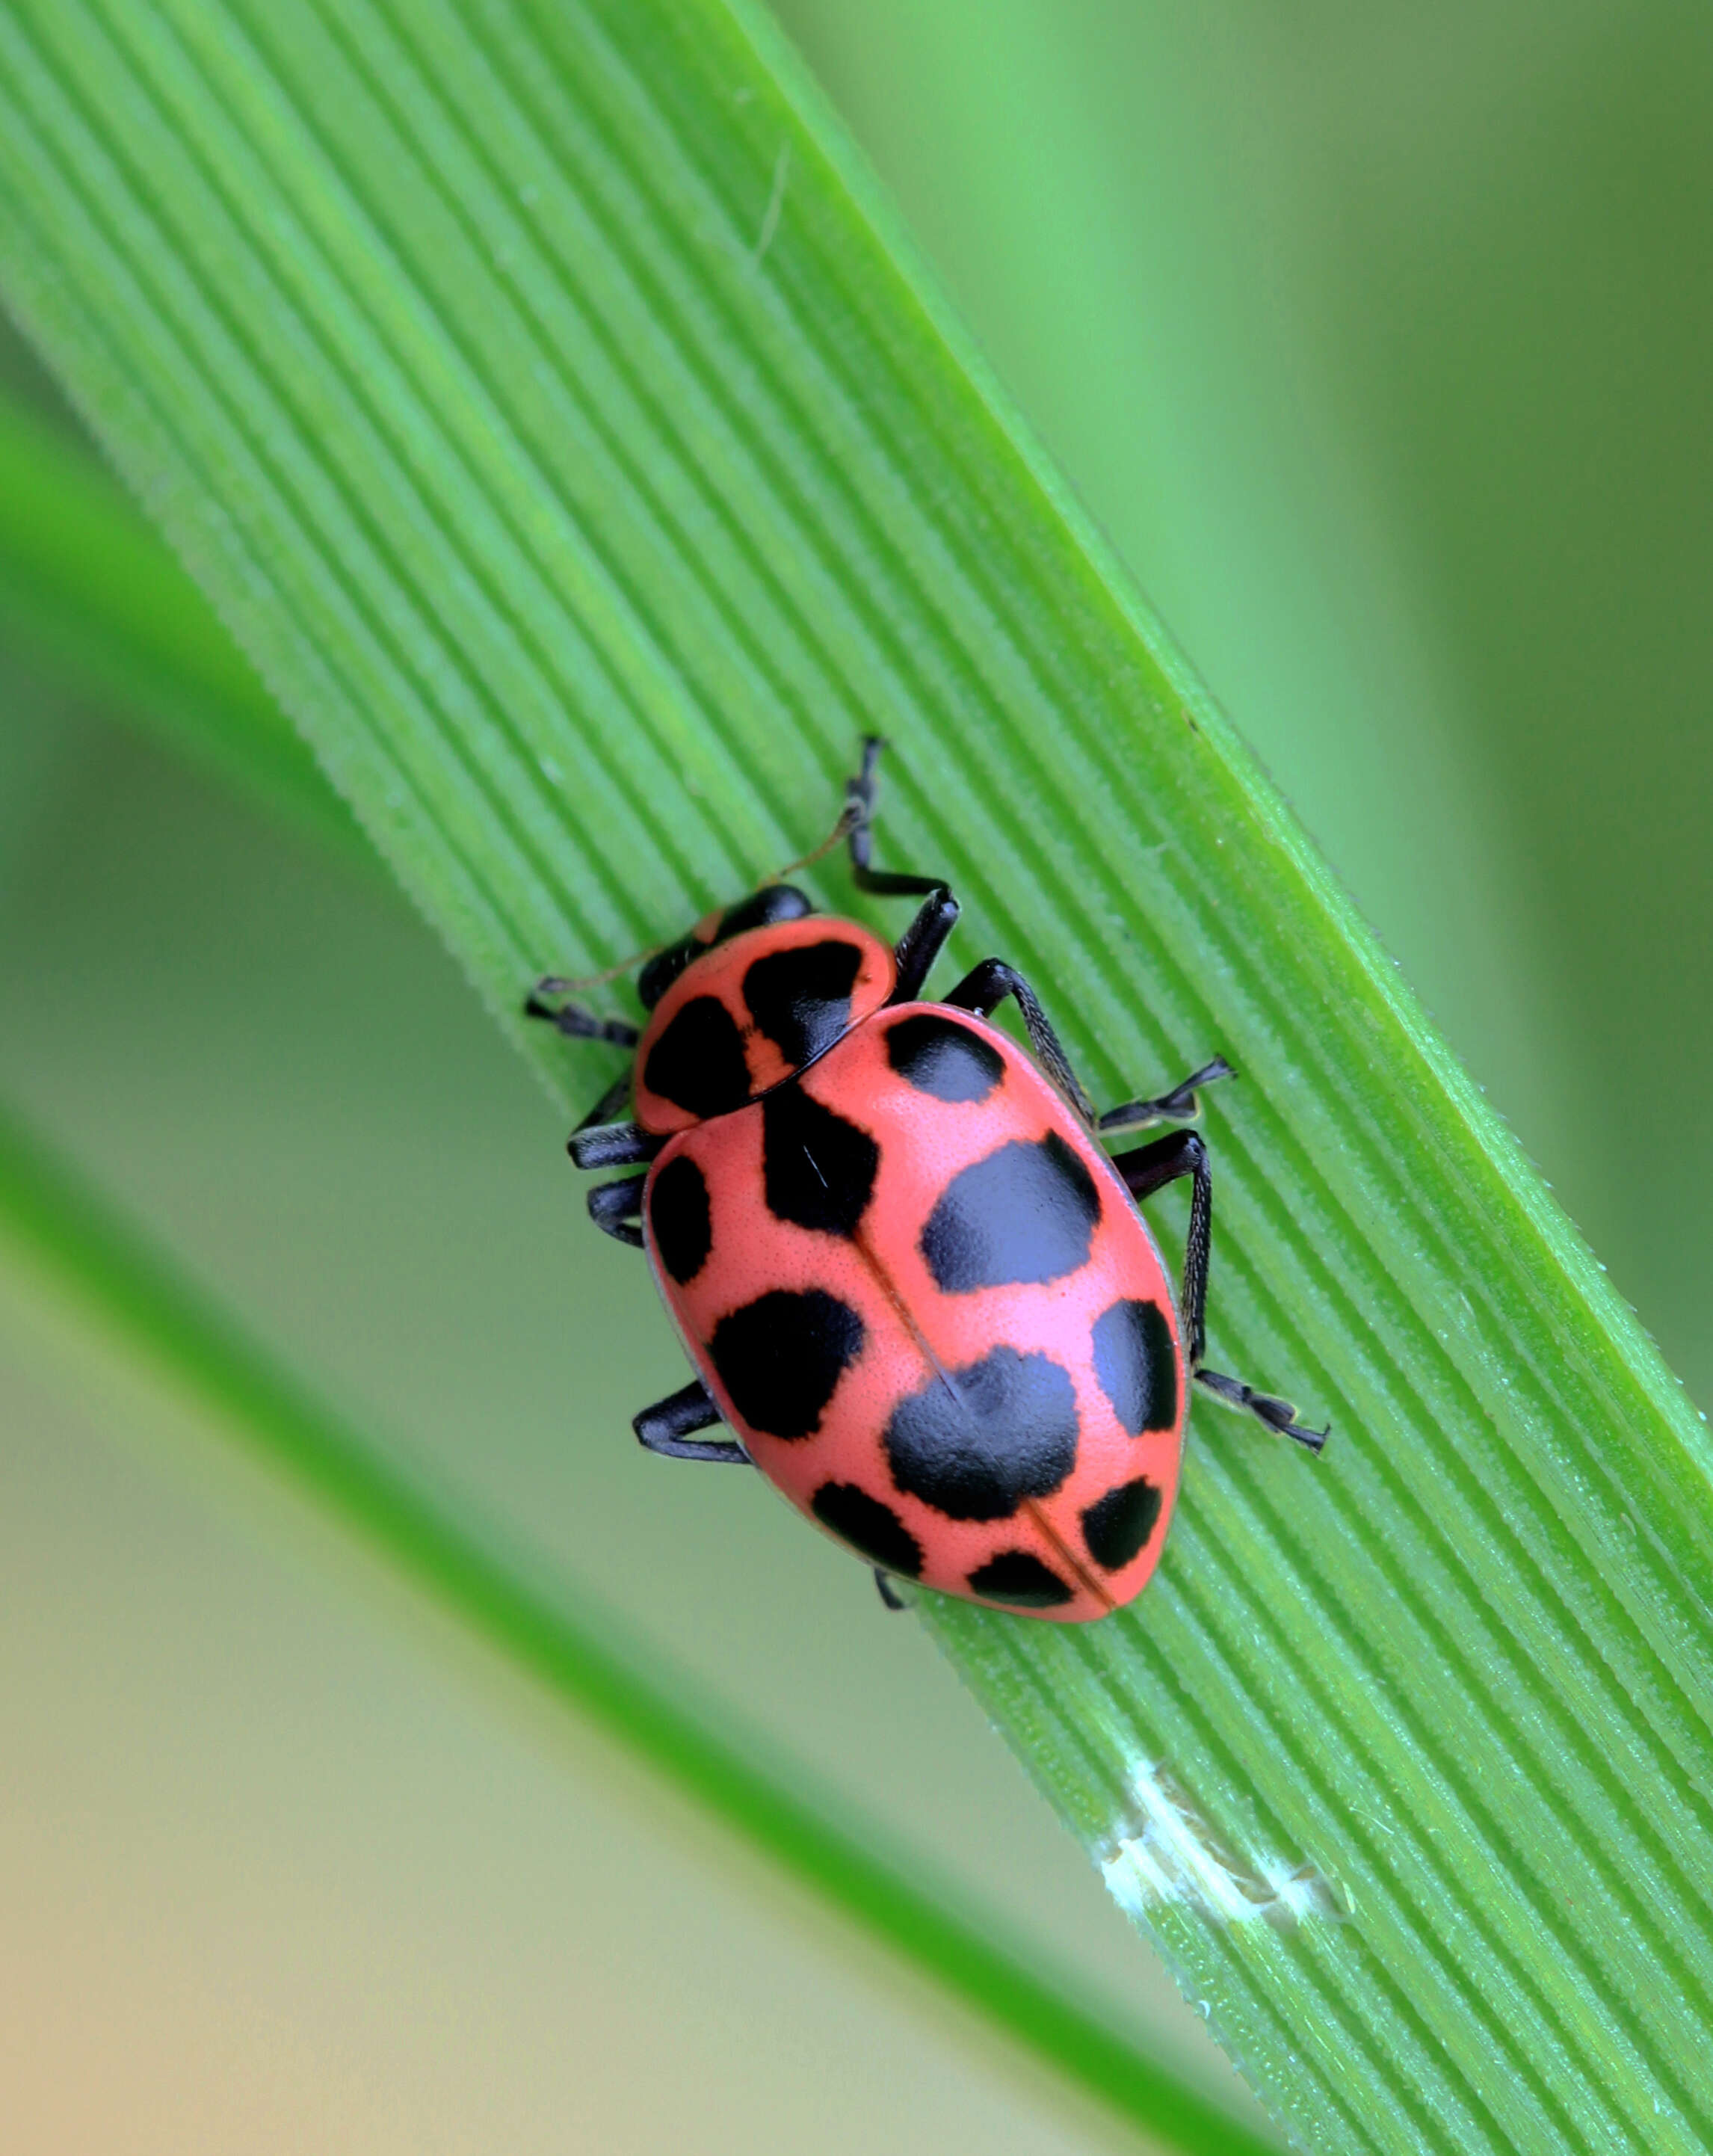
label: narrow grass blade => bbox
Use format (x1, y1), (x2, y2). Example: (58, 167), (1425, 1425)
(0, 1096), (1268, 2156)
(1, 2), (1709, 2149)
(0, 387), (362, 860)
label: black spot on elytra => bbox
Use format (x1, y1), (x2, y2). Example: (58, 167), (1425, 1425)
(966, 1550), (1073, 1609)
(743, 937), (865, 1069)
(884, 1345), (1079, 1521)
(885, 1013), (1004, 1103)
(708, 1287), (864, 1440)
(811, 1482), (923, 1577)
(715, 884), (812, 940)
(1091, 1298), (1178, 1435)
(647, 1154), (713, 1284)
(762, 1084), (878, 1236)
(643, 995), (751, 1119)
(919, 1131), (1101, 1293)
(1081, 1476), (1162, 1571)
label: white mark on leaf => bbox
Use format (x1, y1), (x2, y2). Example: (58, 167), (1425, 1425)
(1098, 1761), (1346, 1929)
(752, 143), (791, 265)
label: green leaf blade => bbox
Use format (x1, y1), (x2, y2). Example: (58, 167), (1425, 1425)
(3, 0), (1711, 2148)
(0, 1096), (1266, 2156)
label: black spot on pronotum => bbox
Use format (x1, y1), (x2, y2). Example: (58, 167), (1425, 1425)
(966, 1550), (1074, 1609)
(647, 1154), (713, 1284)
(762, 1085), (879, 1236)
(708, 1288), (865, 1440)
(811, 1481), (923, 1577)
(884, 1345), (1079, 1521)
(884, 1013), (1004, 1103)
(1081, 1476), (1162, 1571)
(1091, 1297), (1178, 1435)
(642, 995), (751, 1119)
(637, 936), (698, 1011)
(919, 1132), (1101, 1293)
(743, 938), (865, 1069)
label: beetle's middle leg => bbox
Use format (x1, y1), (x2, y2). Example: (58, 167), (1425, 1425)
(1097, 1058), (1235, 1136)
(942, 958), (1097, 1124)
(587, 1172), (647, 1248)
(941, 948), (1235, 1142)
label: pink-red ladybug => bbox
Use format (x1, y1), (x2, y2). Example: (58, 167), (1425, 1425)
(528, 742), (1324, 1623)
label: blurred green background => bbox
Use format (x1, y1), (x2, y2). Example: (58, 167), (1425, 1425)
(2, 1), (1709, 2148)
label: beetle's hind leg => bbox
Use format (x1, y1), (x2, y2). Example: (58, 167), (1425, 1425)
(873, 1569), (907, 1611)
(635, 1380), (751, 1464)
(1113, 1130), (1328, 1454)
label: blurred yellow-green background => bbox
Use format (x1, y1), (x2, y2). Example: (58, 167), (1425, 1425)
(3, 3), (1710, 2148)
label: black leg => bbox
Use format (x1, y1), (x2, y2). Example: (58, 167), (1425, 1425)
(1111, 1130), (1327, 1453)
(575, 1068), (635, 1134)
(570, 1120), (661, 1169)
(566, 1066), (661, 1170)
(1114, 1130), (1214, 1361)
(874, 1568), (907, 1611)
(889, 889), (962, 1002)
(634, 1380), (751, 1464)
(1195, 1368), (1326, 1450)
(942, 958), (1097, 1124)
(588, 1173), (646, 1248)
(1097, 1057), (1235, 1136)
(525, 992), (640, 1052)
(843, 738), (960, 1001)
(527, 997), (655, 1166)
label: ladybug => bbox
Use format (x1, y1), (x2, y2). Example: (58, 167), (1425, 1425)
(528, 741), (1324, 1622)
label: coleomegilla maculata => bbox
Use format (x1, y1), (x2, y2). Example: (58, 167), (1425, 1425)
(528, 741), (1324, 1623)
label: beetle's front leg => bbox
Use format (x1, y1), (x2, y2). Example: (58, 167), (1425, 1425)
(525, 995), (658, 1167)
(525, 993), (639, 1056)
